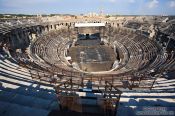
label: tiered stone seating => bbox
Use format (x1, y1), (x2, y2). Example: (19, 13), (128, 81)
(0, 55), (59, 116)
(29, 30), (71, 69)
(0, 20), (175, 116)
(159, 51), (175, 71)
(111, 29), (159, 71)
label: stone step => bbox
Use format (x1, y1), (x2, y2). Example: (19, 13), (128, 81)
(0, 75), (54, 91)
(1, 59), (20, 68)
(0, 59), (29, 72)
(120, 92), (175, 98)
(0, 67), (31, 81)
(0, 64), (30, 77)
(0, 101), (50, 116)
(117, 106), (175, 116)
(0, 85), (57, 100)
(0, 90), (59, 110)
(119, 97), (175, 107)
(121, 88), (175, 93)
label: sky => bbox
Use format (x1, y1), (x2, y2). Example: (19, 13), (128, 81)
(0, 0), (175, 15)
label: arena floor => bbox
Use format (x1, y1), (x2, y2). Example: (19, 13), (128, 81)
(68, 45), (116, 72)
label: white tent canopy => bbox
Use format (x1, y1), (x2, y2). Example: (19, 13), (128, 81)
(75, 23), (105, 27)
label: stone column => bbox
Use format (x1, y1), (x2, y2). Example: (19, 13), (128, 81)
(46, 25), (49, 32)
(149, 24), (158, 40)
(53, 24), (56, 30)
(49, 25), (52, 31)
(28, 33), (33, 41)
(165, 36), (171, 51)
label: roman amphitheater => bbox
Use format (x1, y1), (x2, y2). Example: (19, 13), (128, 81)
(0, 15), (175, 116)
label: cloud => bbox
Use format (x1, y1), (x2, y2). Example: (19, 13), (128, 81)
(108, 0), (137, 3)
(108, 0), (136, 3)
(109, 0), (116, 3)
(148, 0), (159, 8)
(169, 1), (175, 8)
(129, 0), (135, 3)
(0, 0), (58, 8)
